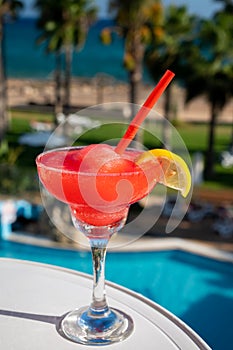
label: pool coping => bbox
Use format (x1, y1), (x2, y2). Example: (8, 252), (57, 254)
(6, 232), (233, 264)
(118, 236), (233, 263)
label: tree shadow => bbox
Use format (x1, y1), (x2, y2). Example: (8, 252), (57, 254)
(167, 252), (233, 350)
(136, 251), (233, 350)
(181, 293), (233, 350)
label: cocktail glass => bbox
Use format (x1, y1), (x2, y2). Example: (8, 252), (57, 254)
(36, 70), (191, 345)
(36, 144), (160, 345)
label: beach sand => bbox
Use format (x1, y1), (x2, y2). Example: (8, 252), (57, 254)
(7, 77), (233, 123)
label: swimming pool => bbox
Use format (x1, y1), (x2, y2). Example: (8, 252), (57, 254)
(0, 239), (232, 350)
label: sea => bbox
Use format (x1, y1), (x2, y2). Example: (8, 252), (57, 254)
(4, 17), (151, 83)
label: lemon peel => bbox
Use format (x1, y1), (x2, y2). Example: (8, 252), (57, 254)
(136, 149), (191, 197)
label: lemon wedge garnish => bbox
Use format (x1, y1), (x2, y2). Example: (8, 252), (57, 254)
(136, 149), (192, 197)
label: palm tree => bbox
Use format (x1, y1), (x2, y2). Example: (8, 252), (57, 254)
(104, 0), (163, 106)
(185, 9), (233, 179)
(35, 0), (97, 114)
(35, 0), (63, 115)
(0, 0), (23, 139)
(145, 5), (197, 148)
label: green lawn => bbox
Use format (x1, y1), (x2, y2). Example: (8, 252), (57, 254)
(1, 109), (232, 195)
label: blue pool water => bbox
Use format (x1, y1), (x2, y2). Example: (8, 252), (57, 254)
(0, 239), (232, 350)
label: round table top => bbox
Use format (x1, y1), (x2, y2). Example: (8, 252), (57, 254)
(0, 258), (211, 349)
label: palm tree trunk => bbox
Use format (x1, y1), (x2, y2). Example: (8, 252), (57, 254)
(54, 51), (63, 119)
(128, 69), (143, 149)
(0, 18), (8, 140)
(64, 45), (72, 114)
(129, 70), (138, 105)
(205, 102), (219, 179)
(162, 86), (172, 149)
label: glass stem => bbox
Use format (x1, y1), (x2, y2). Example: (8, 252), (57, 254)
(89, 239), (109, 313)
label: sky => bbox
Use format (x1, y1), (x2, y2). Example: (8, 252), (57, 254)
(22, 0), (222, 18)
(162, 0), (222, 17)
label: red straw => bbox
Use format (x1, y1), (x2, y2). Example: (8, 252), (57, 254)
(115, 70), (175, 154)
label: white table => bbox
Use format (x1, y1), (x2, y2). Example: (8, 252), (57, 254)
(0, 258), (211, 349)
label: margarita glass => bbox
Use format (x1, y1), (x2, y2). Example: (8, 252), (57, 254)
(36, 143), (160, 345)
(36, 71), (191, 345)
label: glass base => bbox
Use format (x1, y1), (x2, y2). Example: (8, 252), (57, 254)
(60, 306), (134, 345)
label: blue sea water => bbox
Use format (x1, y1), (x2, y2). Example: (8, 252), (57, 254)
(5, 18), (150, 82)
(0, 239), (233, 350)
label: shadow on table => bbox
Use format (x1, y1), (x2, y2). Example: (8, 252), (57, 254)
(0, 309), (70, 341)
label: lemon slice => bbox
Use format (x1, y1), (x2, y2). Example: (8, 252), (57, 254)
(136, 149), (191, 197)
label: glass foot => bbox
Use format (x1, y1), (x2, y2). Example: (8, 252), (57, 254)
(60, 306), (134, 345)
